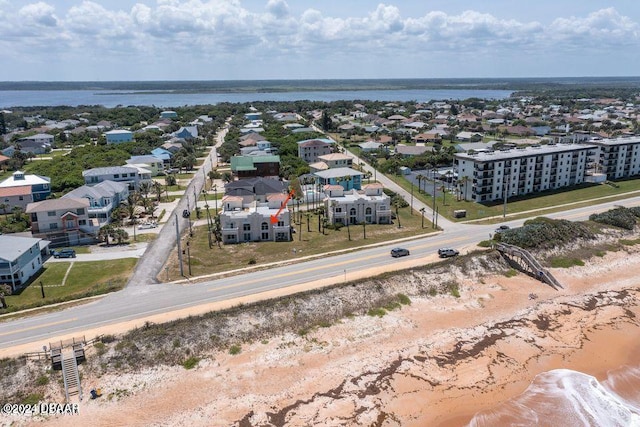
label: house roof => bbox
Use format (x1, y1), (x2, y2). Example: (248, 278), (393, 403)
(127, 155), (163, 165)
(317, 153), (351, 161)
(225, 177), (288, 196)
(298, 139), (331, 148)
(309, 161), (329, 171)
(82, 166), (138, 177)
(314, 167), (364, 179)
(104, 129), (133, 135)
(396, 144), (429, 156)
(0, 171), (50, 188)
(26, 197), (89, 213)
(63, 180), (127, 200)
(0, 235), (42, 262)
(358, 141), (382, 150)
(0, 185), (31, 197)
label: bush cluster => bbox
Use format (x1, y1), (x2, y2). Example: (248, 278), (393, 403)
(500, 217), (594, 249)
(589, 207), (640, 230)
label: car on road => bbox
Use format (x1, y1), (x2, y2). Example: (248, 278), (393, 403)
(391, 248), (410, 258)
(182, 209), (190, 218)
(52, 248), (76, 258)
(495, 225), (510, 233)
(438, 248), (459, 258)
(138, 221), (158, 230)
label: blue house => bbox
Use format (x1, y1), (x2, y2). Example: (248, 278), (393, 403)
(104, 130), (133, 144)
(313, 167), (364, 191)
(0, 235), (49, 291)
(151, 147), (173, 163)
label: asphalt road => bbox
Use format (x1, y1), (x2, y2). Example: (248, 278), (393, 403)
(2, 194), (640, 350)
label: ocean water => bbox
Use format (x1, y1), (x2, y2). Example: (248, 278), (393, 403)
(0, 88), (512, 109)
(469, 368), (640, 426)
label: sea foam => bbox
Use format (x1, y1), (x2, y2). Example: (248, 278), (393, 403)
(469, 368), (640, 427)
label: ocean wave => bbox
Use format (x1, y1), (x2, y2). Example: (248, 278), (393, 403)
(469, 368), (640, 427)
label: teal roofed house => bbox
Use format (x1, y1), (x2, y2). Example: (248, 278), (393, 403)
(314, 167), (364, 191)
(230, 155), (280, 179)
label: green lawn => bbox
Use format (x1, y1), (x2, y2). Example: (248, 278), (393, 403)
(163, 206), (437, 281)
(1, 259), (138, 313)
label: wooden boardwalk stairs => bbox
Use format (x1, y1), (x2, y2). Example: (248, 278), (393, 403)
(495, 243), (563, 290)
(61, 349), (82, 402)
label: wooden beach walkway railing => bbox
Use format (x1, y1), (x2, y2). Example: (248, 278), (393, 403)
(495, 243), (563, 290)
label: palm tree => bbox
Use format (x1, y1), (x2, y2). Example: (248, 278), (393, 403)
(152, 180), (163, 203)
(459, 176), (469, 201)
(440, 185), (447, 205)
(416, 174), (425, 193)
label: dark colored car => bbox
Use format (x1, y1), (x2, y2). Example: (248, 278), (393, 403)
(495, 225), (510, 233)
(53, 248), (76, 258)
(438, 248), (459, 258)
(182, 209), (190, 218)
(391, 248), (410, 258)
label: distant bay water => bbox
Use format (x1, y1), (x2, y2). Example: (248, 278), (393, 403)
(0, 88), (512, 109)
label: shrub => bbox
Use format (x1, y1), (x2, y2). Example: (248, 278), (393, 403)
(229, 345), (242, 355)
(501, 217), (594, 249)
(504, 269), (518, 278)
(35, 375), (49, 386)
(182, 356), (200, 370)
(550, 258), (585, 268)
(248, 258), (257, 265)
(589, 207), (637, 230)
(367, 307), (387, 317)
(397, 293), (411, 305)
(22, 393), (43, 405)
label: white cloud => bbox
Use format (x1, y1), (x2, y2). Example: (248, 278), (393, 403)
(0, 1), (639, 79)
(19, 2), (58, 27)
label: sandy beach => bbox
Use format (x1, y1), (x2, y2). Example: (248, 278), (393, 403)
(12, 244), (640, 427)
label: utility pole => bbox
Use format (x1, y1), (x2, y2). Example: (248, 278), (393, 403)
(175, 213), (184, 277)
(40, 281), (45, 299)
(186, 241), (192, 276)
(410, 182), (414, 215)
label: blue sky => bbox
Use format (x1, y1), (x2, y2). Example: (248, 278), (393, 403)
(1, 1), (639, 81)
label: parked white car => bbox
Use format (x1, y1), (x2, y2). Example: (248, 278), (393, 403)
(138, 221), (158, 230)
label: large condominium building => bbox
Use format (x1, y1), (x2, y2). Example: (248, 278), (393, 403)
(591, 136), (640, 179)
(455, 143), (598, 202)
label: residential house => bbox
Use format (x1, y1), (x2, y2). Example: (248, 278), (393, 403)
(314, 167), (363, 191)
(224, 177), (288, 205)
(104, 130), (133, 144)
(230, 155), (280, 179)
(151, 147), (173, 164)
(0, 171), (51, 209)
(316, 153), (353, 169)
(324, 183), (392, 225)
(62, 180), (128, 225)
(0, 235), (49, 291)
(218, 195), (291, 244)
(358, 141), (383, 152)
(173, 126), (198, 139)
(0, 185), (32, 212)
(160, 110), (178, 119)
(413, 132), (442, 144)
(19, 133), (54, 145)
(456, 131), (484, 142)
(298, 139), (333, 163)
(83, 166), (151, 191)
(454, 143), (598, 202)
(26, 198), (97, 247)
(126, 155), (165, 176)
(395, 144), (429, 157)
